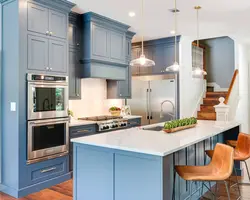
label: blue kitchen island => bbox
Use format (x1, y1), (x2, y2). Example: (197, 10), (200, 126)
(71, 120), (240, 200)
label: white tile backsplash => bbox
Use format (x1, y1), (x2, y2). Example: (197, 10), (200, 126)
(69, 78), (124, 118)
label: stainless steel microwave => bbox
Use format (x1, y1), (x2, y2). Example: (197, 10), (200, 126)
(27, 74), (69, 120)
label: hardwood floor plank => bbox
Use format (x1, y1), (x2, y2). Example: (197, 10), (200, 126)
(25, 189), (72, 200)
(50, 180), (73, 197)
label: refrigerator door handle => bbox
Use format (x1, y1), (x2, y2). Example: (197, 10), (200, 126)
(146, 89), (149, 119)
(148, 88), (152, 120)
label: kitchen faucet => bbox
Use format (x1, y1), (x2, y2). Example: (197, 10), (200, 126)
(160, 100), (175, 120)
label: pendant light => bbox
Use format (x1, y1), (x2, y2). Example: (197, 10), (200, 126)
(192, 6), (207, 76)
(130, 0), (155, 67)
(165, 0), (180, 72)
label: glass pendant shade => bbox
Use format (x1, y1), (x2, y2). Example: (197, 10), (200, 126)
(165, 61), (180, 72)
(130, 54), (155, 67)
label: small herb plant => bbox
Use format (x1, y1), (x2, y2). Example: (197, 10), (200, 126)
(68, 109), (74, 117)
(164, 117), (197, 130)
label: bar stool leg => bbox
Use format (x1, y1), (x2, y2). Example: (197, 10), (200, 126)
(243, 160), (250, 181)
(172, 169), (176, 200)
(214, 181), (218, 200)
(224, 181), (231, 200)
(234, 165), (241, 199)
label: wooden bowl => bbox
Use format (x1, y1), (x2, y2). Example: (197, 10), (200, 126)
(163, 124), (197, 134)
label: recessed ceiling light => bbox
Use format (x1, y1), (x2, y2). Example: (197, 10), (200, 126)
(128, 12), (136, 17)
(170, 30), (176, 35)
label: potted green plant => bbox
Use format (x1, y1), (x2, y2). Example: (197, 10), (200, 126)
(68, 109), (74, 123)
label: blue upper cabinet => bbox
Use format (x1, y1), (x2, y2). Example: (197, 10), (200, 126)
(49, 39), (67, 73)
(81, 12), (131, 80)
(27, 2), (67, 39)
(49, 9), (67, 39)
(131, 36), (181, 76)
(27, 3), (49, 35)
(26, 1), (70, 74)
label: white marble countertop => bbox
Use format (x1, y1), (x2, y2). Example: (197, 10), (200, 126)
(69, 115), (142, 127)
(71, 120), (240, 156)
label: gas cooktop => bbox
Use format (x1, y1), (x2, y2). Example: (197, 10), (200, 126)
(78, 115), (128, 132)
(79, 115), (123, 121)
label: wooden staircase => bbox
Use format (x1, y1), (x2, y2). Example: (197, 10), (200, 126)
(197, 91), (228, 120)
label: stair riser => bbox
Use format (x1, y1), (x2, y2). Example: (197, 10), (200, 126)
(200, 106), (215, 112)
(203, 100), (220, 105)
(206, 94), (227, 98)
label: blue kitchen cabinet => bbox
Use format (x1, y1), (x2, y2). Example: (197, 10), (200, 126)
(81, 12), (130, 79)
(1, 0), (75, 198)
(69, 48), (81, 99)
(27, 2), (49, 35)
(28, 34), (49, 71)
(49, 39), (67, 73)
(107, 31), (135, 99)
(27, 1), (68, 74)
(127, 118), (141, 128)
(69, 12), (82, 99)
(27, 1), (67, 39)
(49, 9), (67, 39)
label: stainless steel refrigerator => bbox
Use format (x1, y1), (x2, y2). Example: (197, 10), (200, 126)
(127, 74), (178, 126)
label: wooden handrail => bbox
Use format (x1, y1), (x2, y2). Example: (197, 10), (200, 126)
(225, 69), (239, 104)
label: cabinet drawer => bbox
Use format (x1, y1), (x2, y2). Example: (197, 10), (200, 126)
(128, 118), (141, 127)
(70, 125), (97, 138)
(24, 156), (68, 187)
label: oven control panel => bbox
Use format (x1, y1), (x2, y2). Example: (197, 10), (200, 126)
(98, 120), (128, 132)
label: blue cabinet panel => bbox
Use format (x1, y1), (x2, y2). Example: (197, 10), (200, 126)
(28, 34), (49, 71)
(49, 9), (67, 39)
(92, 24), (110, 60)
(68, 23), (81, 48)
(74, 145), (114, 200)
(110, 30), (125, 63)
(22, 156), (69, 187)
(49, 39), (67, 73)
(27, 2), (49, 36)
(114, 153), (162, 200)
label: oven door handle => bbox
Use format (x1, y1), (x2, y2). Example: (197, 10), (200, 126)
(29, 118), (69, 125)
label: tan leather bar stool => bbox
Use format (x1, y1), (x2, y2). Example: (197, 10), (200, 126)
(174, 143), (234, 200)
(206, 132), (250, 182)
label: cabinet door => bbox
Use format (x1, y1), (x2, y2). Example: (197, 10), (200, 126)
(153, 45), (165, 74)
(68, 23), (81, 48)
(28, 35), (49, 71)
(49, 9), (67, 39)
(92, 24), (110, 60)
(163, 45), (176, 69)
(110, 30), (125, 64)
(117, 66), (131, 98)
(27, 2), (49, 35)
(69, 48), (81, 99)
(49, 39), (67, 73)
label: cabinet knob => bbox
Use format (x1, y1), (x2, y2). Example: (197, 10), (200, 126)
(76, 94), (80, 97)
(46, 31), (49, 35)
(49, 68), (52, 71)
(45, 67), (49, 70)
(76, 43), (80, 46)
(120, 94), (122, 96)
(50, 32), (53, 36)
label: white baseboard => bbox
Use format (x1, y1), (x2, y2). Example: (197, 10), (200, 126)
(207, 82), (228, 92)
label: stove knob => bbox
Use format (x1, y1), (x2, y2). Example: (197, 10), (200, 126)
(106, 126), (110, 129)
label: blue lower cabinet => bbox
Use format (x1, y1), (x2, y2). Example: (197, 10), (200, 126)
(127, 118), (141, 128)
(21, 156), (69, 188)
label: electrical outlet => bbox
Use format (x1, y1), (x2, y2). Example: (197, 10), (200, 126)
(10, 102), (16, 112)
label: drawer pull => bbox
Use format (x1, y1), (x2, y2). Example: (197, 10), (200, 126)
(77, 129), (90, 133)
(41, 167), (56, 173)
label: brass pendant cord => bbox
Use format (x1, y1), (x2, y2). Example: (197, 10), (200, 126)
(174, 0), (177, 63)
(141, 0), (144, 55)
(196, 7), (199, 47)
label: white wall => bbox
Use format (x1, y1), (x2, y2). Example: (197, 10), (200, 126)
(179, 36), (206, 118)
(69, 78), (124, 118)
(234, 42), (250, 133)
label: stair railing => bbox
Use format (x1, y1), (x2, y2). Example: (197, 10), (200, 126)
(224, 69), (239, 120)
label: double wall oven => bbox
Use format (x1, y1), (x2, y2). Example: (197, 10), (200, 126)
(27, 74), (69, 164)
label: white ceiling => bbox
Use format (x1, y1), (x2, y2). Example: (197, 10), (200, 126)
(69, 0), (250, 43)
